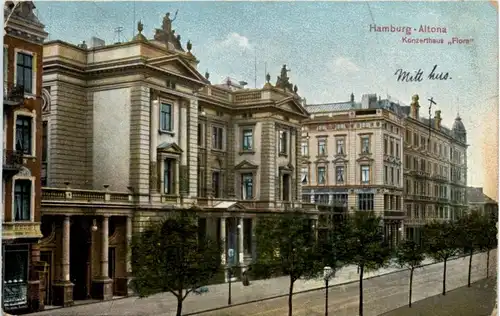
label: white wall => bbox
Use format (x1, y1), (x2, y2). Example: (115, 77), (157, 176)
(93, 88), (131, 191)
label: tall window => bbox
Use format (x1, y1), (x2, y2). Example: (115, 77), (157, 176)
(16, 52), (32, 94)
(16, 116), (32, 155)
(163, 158), (175, 194)
(390, 140), (394, 156)
(318, 139), (327, 156)
(242, 129), (253, 151)
(160, 103), (172, 131)
(336, 138), (345, 155)
(14, 180), (31, 221)
(384, 138), (388, 155)
(212, 171), (221, 198)
(42, 121), (48, 186)
(361, 165), (370, 184)
(396, 143), (400, 158)
(390, 167), (394, 184)
(358, 193), (374, 211)
(4, 245), (29, 308)
(336, 166), (344, 184)
(197, 123), (204, 147)
(301, 141), (309, 156)
(361, 136), (370, 154)
(384, 166), (388, 184)
(396, 169), (400, 185)
(279, 130), (287, 154)
(317, 167), (326, 184)
(301, 167), (308, 184)
(212, 126), (224, 150)
(241, 173), (253, 200)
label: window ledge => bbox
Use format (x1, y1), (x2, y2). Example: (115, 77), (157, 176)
(211, 149), (226, 154)
(239, 150), (255, 155)
(23, 155), (35, 160)
(278, 153), (288, 157)
(159, 130), (175, 136)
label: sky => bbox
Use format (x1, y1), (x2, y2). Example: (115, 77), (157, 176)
(34, 1), (498, 194)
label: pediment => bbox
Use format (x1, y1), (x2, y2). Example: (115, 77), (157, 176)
(332, 157), (349, 164)
(157, 142), (183, 154)
(147, 56), (209, 85)
(314, 157), (329, 164)
(275, 97), (309, 118)
(234, 160), (258, 170)
(279, 162), (295, 172)
(213, 201), (247, 210)
(356, 155), (374, 163)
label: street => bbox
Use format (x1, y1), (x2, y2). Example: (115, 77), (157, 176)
(28, 250), (496, 316)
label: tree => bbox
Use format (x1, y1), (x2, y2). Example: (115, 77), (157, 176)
(130, 211), (222, 316)
(340, 211), (391, 316)
(250, 211), (322, 316)
(422, 220), (459, 296)
(395, 239), (425, 307)
(476, 214), (498, 278)
(456, 210), (483, 287)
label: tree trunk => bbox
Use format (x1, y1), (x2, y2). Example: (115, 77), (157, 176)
(468, 249), (473, 287)
(359, 265), (364, 316)
(288, 277), (294, 316)
(408, 267), (414, 308)
(442, 259), (447, 295)
(487, 249), (490, 278)
(176, 296), (183, 316)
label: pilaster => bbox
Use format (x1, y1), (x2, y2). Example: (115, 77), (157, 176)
(187, 98), (199, 198)
(260, 120), (276, 201)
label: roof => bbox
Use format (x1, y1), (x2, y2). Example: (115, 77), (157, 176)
(306, 102), (360, 113)
(467, 187), (497, 204)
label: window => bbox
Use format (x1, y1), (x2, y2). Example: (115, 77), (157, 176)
(317, 167), (326, 184)
(242, 129), (253, 151)
(212, 171), (221, 198)
(3, 47), (7, 86)
(212, 126), (224, 150)
(4, 245), (29, 309)
(14, 180), (31, 221)
(336, 166), (344, 184)
(390, 140), (394, 156)
(405, 130), (411, 143)
(160, 103), (172, 132)
(16, 52), (32, 94)
(396, 143), (400, 158)
(42, 121), (48, 186)
(279, 130), (287, 154)
(390, 167), (394, 184)
(163, 158), (175, 194)
(358, 193), (374, 211)
(413, 133), (419, 147)
(301, 167), (308, 184)
(384, 166), (388, 184)
(318, 139), (327, 156)
(361, 165), (370, 184)
(15, 116), (32, 155)
(336, 138), (345, 155)
(396, 169), (400, 185)
(241, 173), (253, 200)
(197, 123), (204, 146)
(384, 138), (388, 155)
(361, 136), (370, 154)
(301, 141), (309, 156)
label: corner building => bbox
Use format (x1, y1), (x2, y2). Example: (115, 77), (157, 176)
(302, 94), (405, 247)
(39, 18), (315, 306)
(2, 1), (48, 313)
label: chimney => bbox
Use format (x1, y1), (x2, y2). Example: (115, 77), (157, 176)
(434, 110), (442, 129)
(410, 94), (420, 119)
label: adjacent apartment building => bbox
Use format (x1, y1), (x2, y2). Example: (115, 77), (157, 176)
(39, 17), (314, 306)
(402, 95), (468, 241)
(2, 1), (48, 313)
(302, 94), (405, 247)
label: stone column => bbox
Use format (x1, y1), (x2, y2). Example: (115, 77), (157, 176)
(179, 101), (189, 197)
(92, 216), (113, 300)
(220, 217), (226, 265)
(187, 98), (199, 198)
(52, 216), (74, 307)
(238, 217), (244, 265)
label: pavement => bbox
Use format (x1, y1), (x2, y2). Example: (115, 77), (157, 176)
(28, 250), (496, 316)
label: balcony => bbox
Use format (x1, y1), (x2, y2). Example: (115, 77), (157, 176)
(42, 187), (132, 206)
(3, 150), (23, 180)
(2, 222), (42, 240)
(383, 210), (405, 219)
(4, 82), (25, 108)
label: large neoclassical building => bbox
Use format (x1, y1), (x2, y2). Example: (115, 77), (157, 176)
(39, 14), (315, 307)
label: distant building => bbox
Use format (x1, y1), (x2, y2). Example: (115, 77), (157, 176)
(467, 187), (498, 221)
(302, 93), (405, 248)
(3, 1), (48, 313)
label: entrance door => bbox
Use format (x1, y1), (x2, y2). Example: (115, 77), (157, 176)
(108, 248), (116, 295)
(40, 251), (53, 306)
(70, 219), (90, 300)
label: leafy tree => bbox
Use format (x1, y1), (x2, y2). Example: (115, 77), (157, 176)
(456, 210), (483, 287)
(130, 211), (222, 316)
(250, 211), (321, 316)
(476, 214), (498, 278)
(395, 239), (425, 307)
(340, 211), (391, 316)
(422, 220), (459, 295)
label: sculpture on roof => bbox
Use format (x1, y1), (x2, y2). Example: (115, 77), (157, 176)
(138, 20), (144, 34)
(275, 64), (293, 91)
(154, 10), (184, 51)
(162, 11), (178, 34)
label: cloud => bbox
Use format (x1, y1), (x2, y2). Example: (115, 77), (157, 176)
(328, 56), (360, 73)
(218, 32), (251, 49)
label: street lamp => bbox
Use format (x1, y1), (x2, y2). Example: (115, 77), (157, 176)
(323, 266), (334, 316)
(227, 264), (233, 305)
